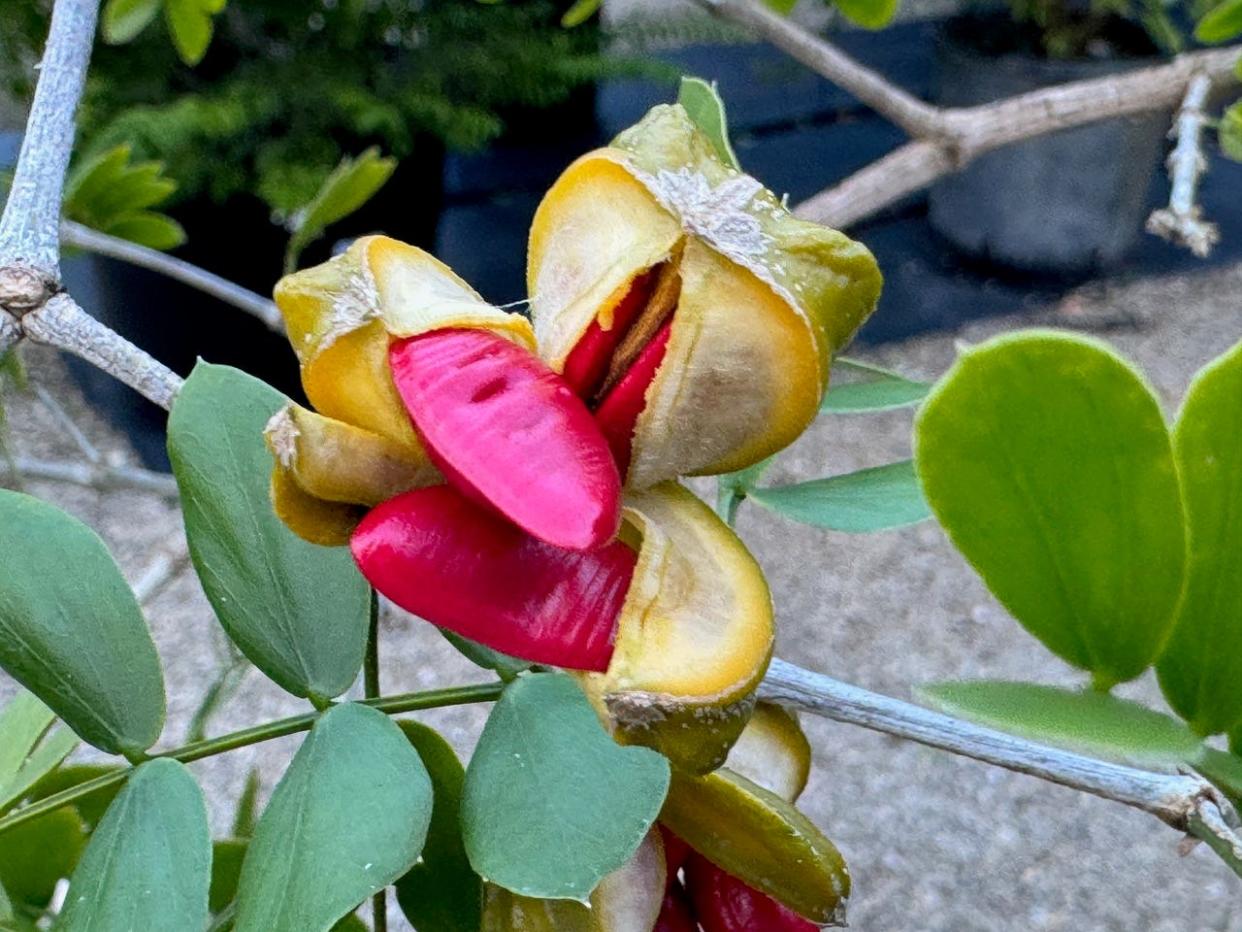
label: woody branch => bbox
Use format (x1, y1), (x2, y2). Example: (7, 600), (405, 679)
(3, 0), (1242, 882)
(695, 0), (1241, 235)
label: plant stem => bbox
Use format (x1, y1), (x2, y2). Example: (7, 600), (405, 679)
(0, 681), (502, 838)
(364, 593), (388, 932)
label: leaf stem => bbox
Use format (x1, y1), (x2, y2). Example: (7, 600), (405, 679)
(364, 592), (388, 932)
(0, 681), (502, 838)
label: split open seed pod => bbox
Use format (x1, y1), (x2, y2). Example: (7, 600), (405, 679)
(481, 828), (666, 931)
(660, 763), (846, 925)
(657, 700), (842, 925)
(268, 235), (534, 544)
(529, 103), (883, 488)
(578, 482), (774, 774)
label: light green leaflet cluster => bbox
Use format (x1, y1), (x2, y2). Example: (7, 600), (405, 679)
(915, 331), (1242, 784)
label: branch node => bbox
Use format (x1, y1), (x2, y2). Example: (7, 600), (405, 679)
(0, 263), (56, 316)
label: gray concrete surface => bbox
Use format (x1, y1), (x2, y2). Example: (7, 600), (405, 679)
(3, 261), (1241, 930)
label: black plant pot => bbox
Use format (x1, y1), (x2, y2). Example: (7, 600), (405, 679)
(63, 141), (446, 470)
(927, 16), (1170, 275)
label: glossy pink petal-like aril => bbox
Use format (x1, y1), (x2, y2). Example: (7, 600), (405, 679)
(389, 329), (621, 551)
(351, 485), (635, 671)
(685, 853), (817, 932)
(655, 884), (699, 932)
(562, 272), (654, 399)
(593, 318), (673, 477)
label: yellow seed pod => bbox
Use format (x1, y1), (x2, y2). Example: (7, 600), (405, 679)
(578, 482), (774, 774)
(481, 828), (666, 931)
(529, 103), (882, 488)
(661, 767), (849, 925)
(722, 702), (812, 803)
(269, 236), (533, 543)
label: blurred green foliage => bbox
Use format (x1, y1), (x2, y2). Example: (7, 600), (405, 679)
(2, 1), (650, 219)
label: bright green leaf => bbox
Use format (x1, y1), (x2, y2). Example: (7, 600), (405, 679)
(834, 0), (901, 29)
(64, 146), (182, 252)
(164, 0), (214, 65)
(678, 77), (740, 170)
(462, 673), (669, 902)
(0, 691), (57, 791)
(748, 460), (930, 532)
(395, 721), (482, 932)
(920, 680), (1201, 768)
(101, 0), (162, 44)
(233, 703), (432, 932)
(168, 362), (370, 703)
(823, 357), (931, 413)
(285, 148), (397, 273)
(1157, 341), (1242, 735)
(763, 0), (801, 13)
(914, 331), (1185, 687)
(0, 492), (165, 755)
(0, 724), (77, 815)
(561, 0), (603, 26)
(0, 808), (84, 909)
(1196, 0), (1242, 41)
(56, 759), (211, 931)
(104, 211), (187, 250)
(1219, 102), (1242, 162)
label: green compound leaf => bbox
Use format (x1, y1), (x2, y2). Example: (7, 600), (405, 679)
(0, 492), (165, 756)
(1157, 341), (1242, 735)
(678, 77), (741, 170)
(395, 721), (482, 932)
(823, 357), (931, 413)
(748, 460), (930, 532)
(0, 691), (78, 814)
(834, 0), (901, 29)
(461, 673), (670, 902)
(164, 0), (222, 66)
(1196, 0), (1242, 42)
(561, 0), (603, 26)
(285, 147), (397, 273)
(168, 362), (370, 703)
(64, 145), (185, 251)
(914, 331), (1185, 687)
(1219, 102), (1242, 162)
(56, 759), (211, 931)
(921, 680), (1201, 768)
(233, 703), (432, 932)
(101, 0), (161, 44)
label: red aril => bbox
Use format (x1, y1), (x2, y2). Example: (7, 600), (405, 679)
(351, 485), (635, 671)
(685, 853), (817, 932)
(655, 884), (699, 932)
(389, 329), (621, 551)
(661, 827), (693, 886)
(562, 271), (655, 399)
(594, 318), (673, 477)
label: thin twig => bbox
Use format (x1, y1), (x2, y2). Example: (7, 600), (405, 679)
(33, 382), (101, 462)
(61, 221), (283, 331)
(21, 293), (184, 408)
(0, 0), (98, 277)
(691, 0), (944, 137)
(8, 455), (178, 497)
(698, 0), (1241, 229)
(1147, 73), (1220, 257)
(759, 658), (1242, 870)
(130, 538), (191, 604)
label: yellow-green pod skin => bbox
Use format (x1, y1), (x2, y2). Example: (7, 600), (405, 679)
(660, 768), (849, 925)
